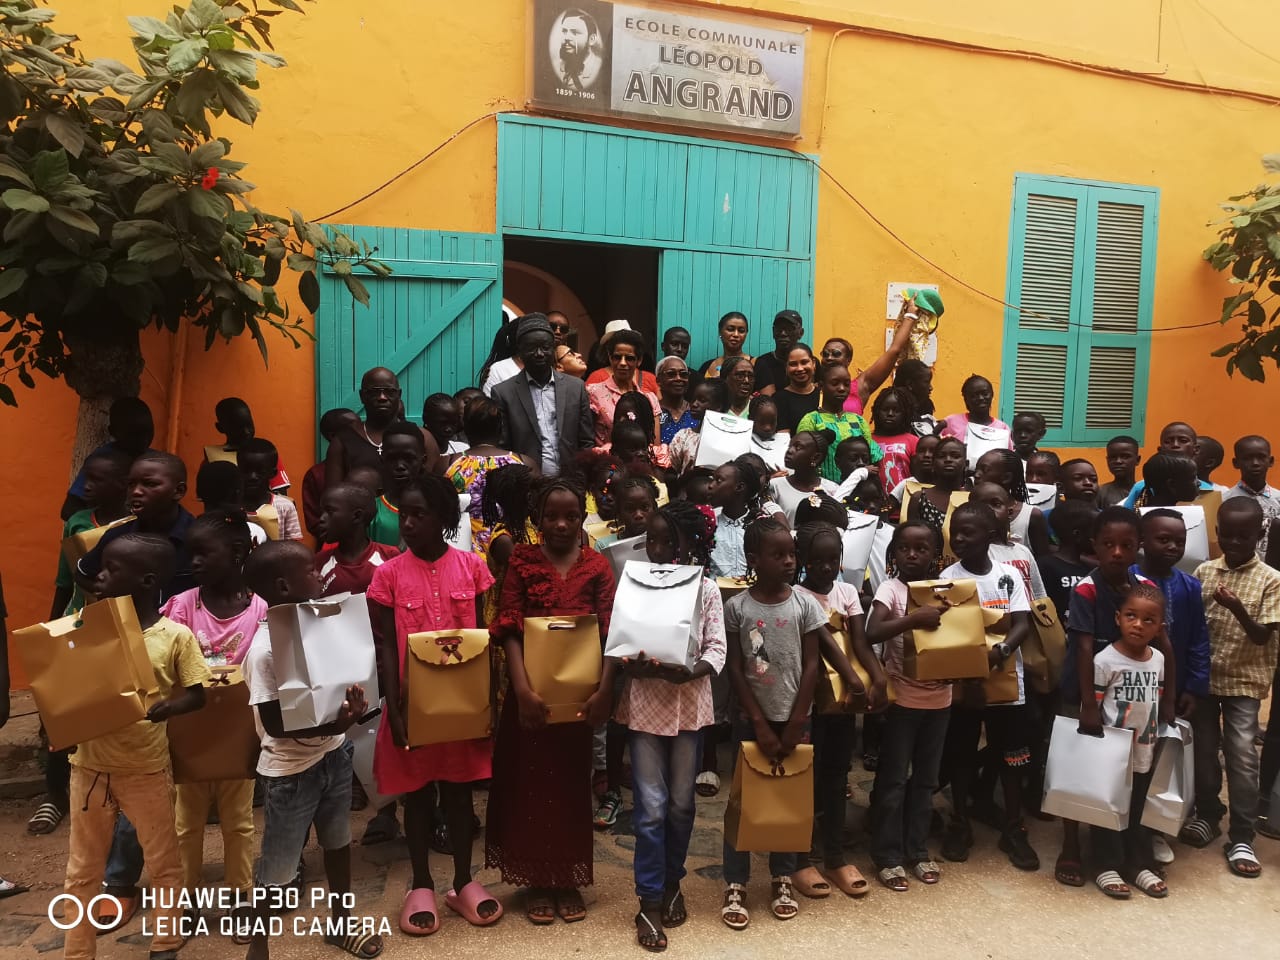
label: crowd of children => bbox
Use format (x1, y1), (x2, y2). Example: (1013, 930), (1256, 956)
(11, 309), (1280, 957)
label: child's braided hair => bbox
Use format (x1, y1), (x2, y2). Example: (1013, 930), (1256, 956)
(794, 520), (844, 585)
(655, 500), (717, 567)
(481, 463), (534, 543)
(742, 514), (791, 583)
(532, 475), (587, 524)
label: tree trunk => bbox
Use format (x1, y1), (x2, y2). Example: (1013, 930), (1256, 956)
(62, 330), (144, 485)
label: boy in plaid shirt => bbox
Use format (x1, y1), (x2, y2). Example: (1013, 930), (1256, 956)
(1180, 498), (1280, 878)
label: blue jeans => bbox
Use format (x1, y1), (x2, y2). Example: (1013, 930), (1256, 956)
(722, 719), (801, 885)
(257, 742), (354, 887)
(104, 814), (143, 888)
(870, 706), (950, 868)
(1191, 694), (1261, 844)
(630, 729), (702, 903)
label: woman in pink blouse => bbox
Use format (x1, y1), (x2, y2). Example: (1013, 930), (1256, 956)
(587, 328), (661, 447)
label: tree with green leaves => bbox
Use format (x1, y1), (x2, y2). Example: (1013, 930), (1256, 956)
(0, 0), (386, 468)
(1203, 153), (1280, 381)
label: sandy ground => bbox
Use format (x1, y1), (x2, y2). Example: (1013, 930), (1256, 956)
(1, 691), (1278, 959)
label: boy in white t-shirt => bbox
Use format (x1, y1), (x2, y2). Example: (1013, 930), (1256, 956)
(1087, 583), (1168, 900)
(938, 502), (1038, 873)
(241, 541), (379, 960)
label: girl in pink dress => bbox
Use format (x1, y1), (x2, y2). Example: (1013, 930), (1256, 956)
(368, 475), (499, 936)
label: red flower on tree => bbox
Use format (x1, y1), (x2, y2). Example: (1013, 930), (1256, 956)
(200, 167), (219, 190)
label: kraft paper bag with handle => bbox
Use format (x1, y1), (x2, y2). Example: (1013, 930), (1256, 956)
(600, 534), (650, 584)
(349, 705), (395, 809)
(904, 579), (990, 681)
(584, 520), (614, 549)
(1141, 720), (1196, 835)
(1179, 490), (1223, 560)
(13, 596), (160, 751)
(815, 609), (895, 714)
(898, 479), (931, 523)
(203, 444), (238, 465)
(523, 615), (603, 723)
(405, 629), (492, 746)
(983, 637), (1020, 704)
(724, 743), (815, 852)
(716, 576), (750, 603)
(61, 515), (136, 567)
(1041, 715), (1135, 830)
(266, 592), (380, 732)
(841, 511), (880, 590)
(605, 563), (703, 669)
(167, 667), (260, 783)
(695, 412), (754, 467)
(1141, 505), (1209, 574)
(248, 502), (281, 541)
(1024, 597), (1067, 695)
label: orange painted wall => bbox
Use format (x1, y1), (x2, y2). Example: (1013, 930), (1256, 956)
(3, 0), (1279, 650)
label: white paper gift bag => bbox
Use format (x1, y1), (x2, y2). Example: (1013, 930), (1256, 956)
(750, 433), (789, 474)
(864, 521), (895, 593)
(348, 704), (396, 809)
(1141, 720), (1195, 835)
(964, 421), (1011, 471)
(605, 562), (704, 669)
(696, 412), (754, 467)
(600, 533), (649, 583)
(267, 592), (381, 732)
(1026, 483), (1057, 515)
(448, 495), (472, 552)
(1140, 505), (1208, 575)
(1041, 715), (1135, 830)
(841, 511), (880, 589)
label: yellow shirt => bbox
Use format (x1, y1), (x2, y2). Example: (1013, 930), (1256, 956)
(71, 617), (212, 775)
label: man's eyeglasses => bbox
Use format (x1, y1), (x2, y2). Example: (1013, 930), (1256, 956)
(361, 386), (401, 398)
(665, 370), (691, 379)
(611, 352), (636, 363)
(550, 323), (571, 333)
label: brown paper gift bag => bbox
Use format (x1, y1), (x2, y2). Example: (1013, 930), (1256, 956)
(983, 638), (1020, 704)
(248, 502), (280, 540)
(724, 743), (815, 852)
(904, 579), (989, 681)
(1181, 490), (1223, 559)
(523, 616), (602, 724)
(61, 515), (136, 567)
(406, 629), (492, 745)
(584, 521), (615, 549)
(1024, 597), (1067, 695)
(815, 610), (895, 714)
(13, 597), (160, 751)
(716, 576), (750, 603)
(203, 444), (239, 465)
(167, 668), (260, 783)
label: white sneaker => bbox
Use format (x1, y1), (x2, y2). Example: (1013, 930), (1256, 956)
(1152, 834), (1175, 864)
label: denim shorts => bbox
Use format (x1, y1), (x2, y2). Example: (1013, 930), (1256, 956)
(257, 741), (354, 887)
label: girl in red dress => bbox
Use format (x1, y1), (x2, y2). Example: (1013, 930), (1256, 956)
(368, 475), (499, 936)
(486, 477), (618, 924)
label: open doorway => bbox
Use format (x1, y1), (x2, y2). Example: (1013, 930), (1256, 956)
(503, 237), (659, 370)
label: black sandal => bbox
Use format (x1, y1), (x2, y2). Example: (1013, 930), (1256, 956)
(635, 906), (667, 952)
(660, 888), (687, 927)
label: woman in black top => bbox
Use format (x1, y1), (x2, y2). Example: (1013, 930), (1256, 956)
(771, 344), (821, 433)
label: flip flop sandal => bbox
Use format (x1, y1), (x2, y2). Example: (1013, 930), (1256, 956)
(1225, 842), (1262, 878)
(911, 860), (942, 884)
(1177, 818), (1221, 849)
(93, 893), (139, 935)
(877, 866), (909, 892)
(445, 881), (503, 927)
(325, 930), (384, 958)
(555, 889), (587, 923)
(660, 888), (687, 928)
(398, 887), (440, 936)
(770, 876), (798, 920)
(826, 864), (870, 897)
(1131, 869), (1168, 899)
(721, 883), (749, 930)
(1054, 856), (1086, 888)
(27, 802), (64, 835)
(635, 908), (668, 952)
(1094, 870), (1130, 900)
(0, 879), (29, 900)
(228, 905), (254, 946)
(695, 771), (720, 797)
(792, 865), (831, 899)
(525, 890), (556, 926)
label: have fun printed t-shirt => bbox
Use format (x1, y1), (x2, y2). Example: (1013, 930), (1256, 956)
(724, 589), (825, 722)
(1093, 644), (1164, 773)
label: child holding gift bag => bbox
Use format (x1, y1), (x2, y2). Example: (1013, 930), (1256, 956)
(721, 516), (824, 930)
(1088, 583), (1168, 899)
(64, 534), (210, 960)
(793, 520), (883, 899)
(368, 475), (500, 935)
(486, 477), (617, 925)
(615, 500), (726, 951)
(161, 511), (265, 900)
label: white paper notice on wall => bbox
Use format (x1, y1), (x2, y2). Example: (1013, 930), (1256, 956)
(886, 282), (939, 365)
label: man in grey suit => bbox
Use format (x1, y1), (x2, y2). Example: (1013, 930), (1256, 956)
(492, 313), (596, 475)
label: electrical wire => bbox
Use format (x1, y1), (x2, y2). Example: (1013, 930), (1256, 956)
(1188, 0), (1280, 69)
(313, 112), (1236, 336)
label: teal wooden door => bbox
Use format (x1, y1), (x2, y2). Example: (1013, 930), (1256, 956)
(314, 227), (502, 434)
(658, 252), (814, 361)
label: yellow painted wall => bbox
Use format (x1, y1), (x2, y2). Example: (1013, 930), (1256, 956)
(2, 0), (1278, 640)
